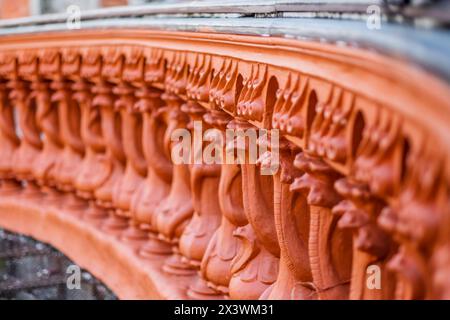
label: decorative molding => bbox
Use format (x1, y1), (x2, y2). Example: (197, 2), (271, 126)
(0, 29), (449, 299)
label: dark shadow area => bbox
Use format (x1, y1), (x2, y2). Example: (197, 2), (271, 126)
(0, 228), (117, 300)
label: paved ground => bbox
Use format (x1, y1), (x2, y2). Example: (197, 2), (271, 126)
(0, 228), (117, 300)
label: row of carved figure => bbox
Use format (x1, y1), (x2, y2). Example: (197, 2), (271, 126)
(0, 46), (449, 300)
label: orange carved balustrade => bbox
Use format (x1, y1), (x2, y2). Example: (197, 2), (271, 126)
(0, 29), (449, 300)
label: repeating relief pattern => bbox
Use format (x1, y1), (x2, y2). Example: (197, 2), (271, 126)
(0, 42), (449, 300)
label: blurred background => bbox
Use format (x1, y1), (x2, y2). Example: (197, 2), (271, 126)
(0, 0), (187, 20)
(0, 229), (116, 299)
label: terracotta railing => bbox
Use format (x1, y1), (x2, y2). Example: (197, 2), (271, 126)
(0, 27), (449, 300)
